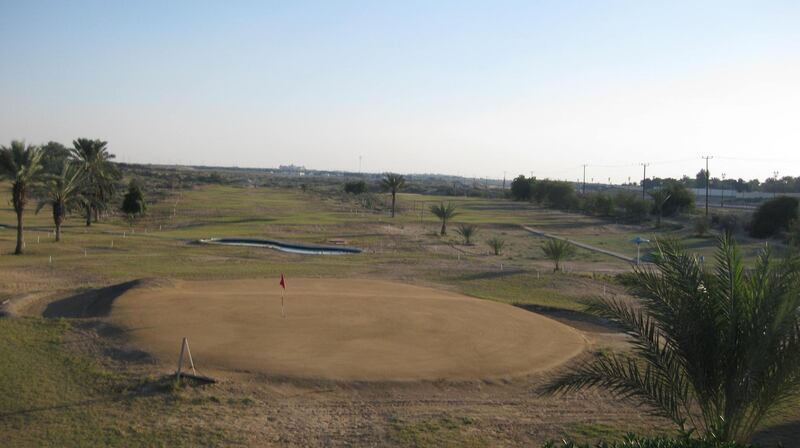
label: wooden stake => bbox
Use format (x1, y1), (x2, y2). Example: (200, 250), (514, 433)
(176, 337), (197, 381)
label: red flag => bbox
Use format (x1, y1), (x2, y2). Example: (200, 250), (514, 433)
(279, 273), (286, 289)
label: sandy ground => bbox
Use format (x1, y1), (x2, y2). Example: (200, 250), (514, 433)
(107, 278), (586, 381)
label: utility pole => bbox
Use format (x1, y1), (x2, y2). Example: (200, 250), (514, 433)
(702, 156), (713, 217)
(640, 163), (649, 200)
(582, 164), (588, 195)
(503, 171), (507, 191)
(358, 155), (362, 174)
(773, 171), (779, 198)
(720, 173), (726, 207)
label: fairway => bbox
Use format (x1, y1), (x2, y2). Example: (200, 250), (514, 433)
(106, 278), (586, 381)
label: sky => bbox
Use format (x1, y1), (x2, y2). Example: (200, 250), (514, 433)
(1, 1), (799, 182)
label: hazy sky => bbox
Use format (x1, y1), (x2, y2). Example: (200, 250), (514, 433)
(1, 1), (799, 182)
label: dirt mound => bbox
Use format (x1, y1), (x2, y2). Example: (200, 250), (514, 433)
(107, 279), (586, 381)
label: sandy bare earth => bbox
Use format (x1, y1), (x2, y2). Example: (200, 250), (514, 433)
(109, 279), (586, 381)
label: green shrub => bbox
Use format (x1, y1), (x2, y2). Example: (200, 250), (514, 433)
(541, 239), (576, 272)
(455, 223), (478, 245)
(344, 180), (367, 194)
(584, 193), (616, 217)
(616, 192), (649, 223)
(749, 196), (799, 238)
(711, 213), (742, 234)
(486, 236), (506, 255)
(693, 216), (711, 237)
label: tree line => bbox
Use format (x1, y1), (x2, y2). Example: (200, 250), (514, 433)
(0, 139), (146, 254)
(510, 175), (695, 224)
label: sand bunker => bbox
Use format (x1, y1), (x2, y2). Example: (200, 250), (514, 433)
(109, 279), (585, 381)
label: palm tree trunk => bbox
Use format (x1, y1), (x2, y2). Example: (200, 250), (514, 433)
(391, 192), (396, 218)
(15, 209), (24, 255)
(440, 219), (447, 235)
(85, 205), (92, 226)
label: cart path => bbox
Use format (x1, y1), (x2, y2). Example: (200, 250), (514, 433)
(521, 225), (635, 263)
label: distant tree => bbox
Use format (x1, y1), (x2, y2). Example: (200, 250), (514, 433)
(615, 192), (649, 223)
(381, 173), (405, 218)
(649, 189), (671, 228)
(544, 235), (800, 443)
(36, 162), (84, 242)
(650, 183), (694, 225)
(121, 180), (147, 225)
(695, 169), (708, 189)
(487, 236), (506, 255)
(344, 180), (367, 194)
(584, 192), (615, 216)
(455, 223), (478, 245)
(40, 141), (71, 174)
(749, 196), (799, 238)
(541, 239), (575, 272)
(0, 141), (44, 254)
(532, 180), (579, 209)
(430, 202), (458, 235)
(510, 175), (532, 201)
(70, 138), (120, 226)
(660, 182), (695, 216)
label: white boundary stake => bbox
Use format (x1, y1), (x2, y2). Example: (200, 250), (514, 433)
(176, 337), (197, 381)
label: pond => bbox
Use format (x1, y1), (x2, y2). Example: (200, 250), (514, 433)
(198, 238), (362, 255)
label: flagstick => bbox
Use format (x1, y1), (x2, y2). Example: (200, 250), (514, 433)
(281, 289), (285, 318)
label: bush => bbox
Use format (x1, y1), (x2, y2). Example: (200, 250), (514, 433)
(616, 192), (649, 223)
(656, 182), (695, 217)
(486, 236), (506, 255)
(711, 213), (742, 234)
(542, 434), (755, 448)
(455, 223), (478, 245)
(541, 239), (576, 271)
(749, 196), (799, 238)
(584, 192), (616, 217)
(344, 180), (367, 194)
(693, 216), (711, 237)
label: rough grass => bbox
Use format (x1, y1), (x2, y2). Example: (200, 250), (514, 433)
(0, 318), (241, 447)
(388, 415), (488, 448)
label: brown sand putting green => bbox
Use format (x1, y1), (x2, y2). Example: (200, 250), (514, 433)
(109, 278), (586, 381)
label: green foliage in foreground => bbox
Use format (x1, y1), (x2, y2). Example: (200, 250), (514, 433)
(545, 234), (800, 443)
(543, 434), (755, 448)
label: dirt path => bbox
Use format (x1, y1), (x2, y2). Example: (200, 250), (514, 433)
(106, 278), (586, 381)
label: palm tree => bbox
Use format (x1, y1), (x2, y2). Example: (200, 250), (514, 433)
(455, 223), (478, 245)
(36, 162), (84, 242)
(544, 234), (800, 443)
(69, 138), (119, 226)
(381, 173), (405, 218)
(541, 239), (575, 272)
(430, 202), (458, 235)
(0, 141), (44, 254)
(650, 189), (671, 228)
(121, 180), (147, 225)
